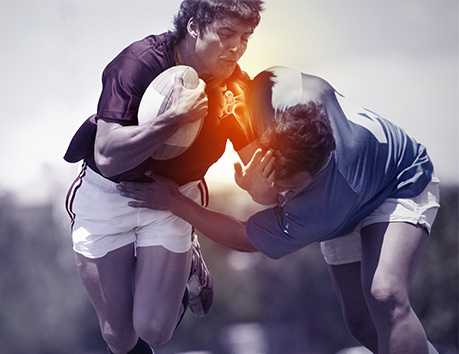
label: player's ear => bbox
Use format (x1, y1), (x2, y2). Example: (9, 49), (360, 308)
(187, 18), (199, 39)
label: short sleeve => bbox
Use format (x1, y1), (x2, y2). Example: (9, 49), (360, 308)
(97, 55), (155, 123)
(227, 114), (253, 151)
(246, 207), (314, 259)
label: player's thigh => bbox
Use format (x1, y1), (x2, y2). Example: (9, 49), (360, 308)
(320, 232), (368, 313)
(328, 262), (369, 314)
(133, 245), (192, 323)
(360, 222), (428, 294)
(328, 262), (362, 303)
(75, 243), (136, 327)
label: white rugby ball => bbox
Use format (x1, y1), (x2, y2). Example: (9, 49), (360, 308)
(138, 65), (203, 160)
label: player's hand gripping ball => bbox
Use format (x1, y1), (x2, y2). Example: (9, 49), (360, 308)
(138, 65), (203, 160)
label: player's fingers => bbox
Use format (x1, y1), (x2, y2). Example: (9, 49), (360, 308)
(197, 78), (207, 91)
(263, 153), (276, 177)
(174, 74), (185, 87)
(173, 74), (185, 90)
(259, 149), (273, 170)
(118, 184), (146, 199)
(234, 161), (243, 177)
(128, 201), (147, 208)
(119, 179), (145, 189)
(145, 170), (180, 191)
(144, 170), (169, 184)
(267, 169), (275, 183)
(144, 170), (159, 180)
(117, 181), (133, 192)
(249, 148), (264, 166)
(117, 187), (138, 199)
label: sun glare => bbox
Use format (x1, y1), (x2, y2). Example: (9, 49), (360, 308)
(206, 141), (242, 186)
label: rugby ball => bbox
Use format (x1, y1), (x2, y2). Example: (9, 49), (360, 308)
(138, 65), (203, 160)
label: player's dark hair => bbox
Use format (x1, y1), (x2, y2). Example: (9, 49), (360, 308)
(171, 0), (264, 41)
(261, 102), (336, 181)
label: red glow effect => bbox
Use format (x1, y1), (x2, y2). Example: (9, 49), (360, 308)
(205, 76), (255, 142)
(226, 78), (255, 141)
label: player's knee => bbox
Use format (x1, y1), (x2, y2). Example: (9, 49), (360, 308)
(365, 281), (410, 321)
(102, 327), (137, 354)
(134, 316), (174, 346)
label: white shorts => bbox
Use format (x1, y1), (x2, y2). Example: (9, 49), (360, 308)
(320, 176), (440, 265)
(66, 164), (208, 259)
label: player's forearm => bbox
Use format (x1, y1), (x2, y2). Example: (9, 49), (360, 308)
(95, 115), (180, 177)
(172, 193), (258, 253)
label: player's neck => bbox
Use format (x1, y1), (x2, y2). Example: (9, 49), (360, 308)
(178, 38), (214, 82)
(174, 41), (186, 66)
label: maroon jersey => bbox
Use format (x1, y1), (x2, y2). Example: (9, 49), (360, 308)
(64, 32), (253, 185)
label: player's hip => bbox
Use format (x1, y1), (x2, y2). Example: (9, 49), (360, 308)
(66, 163), (207, 258)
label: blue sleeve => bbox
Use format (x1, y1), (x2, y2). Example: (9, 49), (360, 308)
(245, 163), (361, 259)
(246, 207), (315, 259)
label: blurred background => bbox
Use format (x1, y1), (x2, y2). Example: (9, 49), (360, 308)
(0, 0), (457, 353)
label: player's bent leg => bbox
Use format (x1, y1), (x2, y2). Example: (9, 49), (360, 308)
(74, 244), (138, 354)
(321, 233), (379, 352)
(133, 245), (192, 347)
(361, 222), (429, 354)
(188, 233), (214, 317)
(327, 261), (379, 353)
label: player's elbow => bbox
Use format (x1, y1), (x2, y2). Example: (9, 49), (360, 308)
(233, 222), (259, 253)
(94, 149), (118, 177)
(238, 242), (259, 253)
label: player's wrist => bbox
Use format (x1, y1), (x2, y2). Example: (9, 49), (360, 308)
(170, 191), (197, 219)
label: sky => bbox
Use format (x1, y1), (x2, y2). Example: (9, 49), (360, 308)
(0, 0), (458, 200)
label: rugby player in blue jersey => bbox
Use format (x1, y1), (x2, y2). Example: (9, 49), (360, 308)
(119, 66), (440, 354)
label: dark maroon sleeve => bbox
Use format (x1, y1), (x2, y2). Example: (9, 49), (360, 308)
(96, 55), (156, 124)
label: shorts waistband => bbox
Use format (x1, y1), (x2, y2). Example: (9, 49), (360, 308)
(83, 165), (200, 192)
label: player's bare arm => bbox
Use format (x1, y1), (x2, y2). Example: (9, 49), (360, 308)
(118, 172), (258, 253)
(95, 76), (208, 177)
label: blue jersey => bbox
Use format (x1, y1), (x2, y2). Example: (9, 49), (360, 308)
(246, 67), (433, 259)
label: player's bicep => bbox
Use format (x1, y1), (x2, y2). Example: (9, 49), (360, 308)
(95, 119), (123, 143)
(94, 119), (125, 165)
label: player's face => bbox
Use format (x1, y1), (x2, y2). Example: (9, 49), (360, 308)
(193, 17), (254, 80)
(273, 171), (314, 194)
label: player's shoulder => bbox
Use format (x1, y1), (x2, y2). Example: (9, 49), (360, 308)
(254, 66), (334, 92)
(125, 32), (173, 58)
(103, 32), (174, 81)
(300, 73), (336, 104)
(228, 65), (252, 85)
(223, 65), (253, 100)
(301, 73), (334, 92)
(231, 65), (251, 82)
